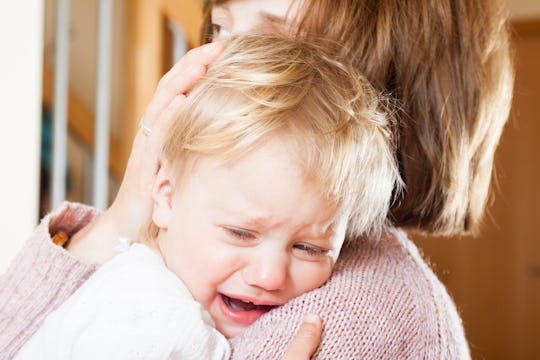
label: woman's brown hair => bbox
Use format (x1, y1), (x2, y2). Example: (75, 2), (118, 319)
(200, 0), (514, 236)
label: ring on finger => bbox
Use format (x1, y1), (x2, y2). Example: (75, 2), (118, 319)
(139, 117), (152, 136)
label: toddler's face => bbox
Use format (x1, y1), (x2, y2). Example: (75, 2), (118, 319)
(152, 136), (347, 338)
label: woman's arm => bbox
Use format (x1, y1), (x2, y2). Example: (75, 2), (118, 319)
(0, 202), (99, 359)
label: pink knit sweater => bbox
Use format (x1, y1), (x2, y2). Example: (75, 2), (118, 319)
(0, 202), (470, 359)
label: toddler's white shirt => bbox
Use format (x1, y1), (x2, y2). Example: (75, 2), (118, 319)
(15, 243), (230, 360)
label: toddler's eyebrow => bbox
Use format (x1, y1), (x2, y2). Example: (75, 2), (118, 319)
(218, 206), (271, 226)
(217, 204), (339, 238)
(220, 208), (302, 231)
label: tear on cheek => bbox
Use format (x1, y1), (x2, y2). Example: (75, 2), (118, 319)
(327, 250), (335, 261)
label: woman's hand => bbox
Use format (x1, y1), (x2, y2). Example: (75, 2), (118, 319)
(283, 314), (323, 360)
(67, 42), (225, 265)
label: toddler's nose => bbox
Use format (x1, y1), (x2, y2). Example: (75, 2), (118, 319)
(242, 251), (289, 292)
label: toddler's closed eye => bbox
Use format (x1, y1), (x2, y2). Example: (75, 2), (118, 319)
(293, 243), (331, 260)
(225, 227), (255, 241)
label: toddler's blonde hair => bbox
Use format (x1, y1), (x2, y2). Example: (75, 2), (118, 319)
(155, 35), (401, 240)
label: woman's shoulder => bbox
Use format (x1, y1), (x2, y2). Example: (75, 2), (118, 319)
(0, 202), (99, 359)
(337, 227), (459, 311)
(330, 227), (471, 358)
(230, 227), (470, 359)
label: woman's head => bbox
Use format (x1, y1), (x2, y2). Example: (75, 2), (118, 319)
(201, 0), (514, 236)
(162, 35), (399, 239)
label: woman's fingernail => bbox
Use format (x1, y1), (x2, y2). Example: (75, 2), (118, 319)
(202, 42), (222, 54)
(303, 313), (321, 325)
(185, 64), (199, 75)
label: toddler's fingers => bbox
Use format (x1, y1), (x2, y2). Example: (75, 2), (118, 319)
(283, 314), (323, 360)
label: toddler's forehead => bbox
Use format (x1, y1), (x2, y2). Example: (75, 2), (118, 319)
(176, 136), (344, 216)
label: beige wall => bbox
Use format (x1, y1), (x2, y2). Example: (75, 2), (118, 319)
(506, 0), (540, 19)
(0, 1), (44, 273)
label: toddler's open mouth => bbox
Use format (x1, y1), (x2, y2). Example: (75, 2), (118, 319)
(218, 293), (278, 325)
(221, 294), (277, 312)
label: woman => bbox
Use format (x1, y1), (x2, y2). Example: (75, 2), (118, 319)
(0, 0), (513, 358)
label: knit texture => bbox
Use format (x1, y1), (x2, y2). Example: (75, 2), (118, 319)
(0, 202), (470, 359)
(0, 202), (99, 360)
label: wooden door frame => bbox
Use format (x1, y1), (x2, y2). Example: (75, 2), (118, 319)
(119, 0), (203, 173)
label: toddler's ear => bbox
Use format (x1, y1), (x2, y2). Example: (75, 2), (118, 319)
(152, 160), (174, 229)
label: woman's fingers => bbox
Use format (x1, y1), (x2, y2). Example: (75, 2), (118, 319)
(283, 314), (323, 360)
(148, 64), (205, 121)
(146, 42), (226, 127)
(65, 43), (226, 264)
(159, 41), (224, 88)
(138, 42), (226, 185)
(103, 42), (225, 245)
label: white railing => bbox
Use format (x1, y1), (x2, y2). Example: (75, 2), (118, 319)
(51, 0), (70, 208)
(50, 1), (188, 211)
(51, 0), (112, 210)
(93, 0), (113, 210)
